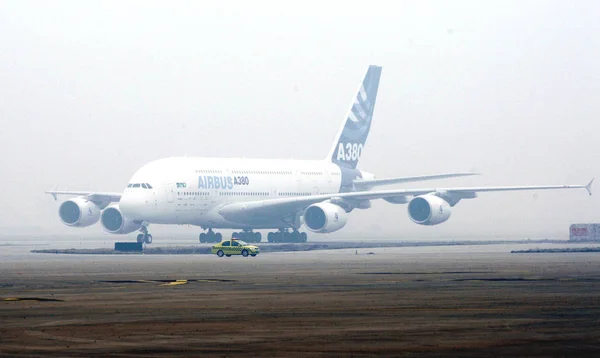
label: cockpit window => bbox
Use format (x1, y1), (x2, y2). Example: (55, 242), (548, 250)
(127, 183), (152, 189)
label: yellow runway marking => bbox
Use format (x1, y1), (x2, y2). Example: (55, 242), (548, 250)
(3, 297), (64, 302)
(160, 280), (188, 286)
(97, 278), (234, 286)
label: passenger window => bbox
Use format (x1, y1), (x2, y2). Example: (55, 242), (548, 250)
(147, 184), (153, 189)
(133, 184), (140, 188)
(222, 241), (230, 247)
(232, 241), (239, 246)
(142, 183), (147, 189)
(127, 184), (132, 188)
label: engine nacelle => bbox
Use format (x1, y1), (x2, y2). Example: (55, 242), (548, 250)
(303, 202), (348, 233)
(100, 205), (141, 234)
(407, 195), (451, 226)
(58, 197), (101, 227)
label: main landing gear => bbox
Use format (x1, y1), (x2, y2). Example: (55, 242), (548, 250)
(199, 229), (222, 243)
(198, 228), (307, 244)
(232, 230), (262, 243)
(136, 227), (153, 244)
(267, 229), (307, 243)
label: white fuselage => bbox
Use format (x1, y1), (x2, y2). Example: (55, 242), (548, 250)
(119, 157), (344, 229)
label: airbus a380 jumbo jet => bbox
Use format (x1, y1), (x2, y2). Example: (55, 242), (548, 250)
(48, 65), (593, 244)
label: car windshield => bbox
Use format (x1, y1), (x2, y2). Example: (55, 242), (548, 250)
(235, 240), (248, 246)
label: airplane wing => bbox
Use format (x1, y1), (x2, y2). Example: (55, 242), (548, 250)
(45, 190), (122, 203)
(353, 172), (478, 189)
(218, 179), (594, 224)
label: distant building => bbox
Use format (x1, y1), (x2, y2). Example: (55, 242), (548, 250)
(569, 224), (600, 242)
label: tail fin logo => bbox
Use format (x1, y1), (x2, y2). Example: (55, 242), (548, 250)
(336, 142), (363, 162)
(344, 84), (374, 139)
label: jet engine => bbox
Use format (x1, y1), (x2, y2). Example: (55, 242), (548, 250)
(100, 204), (141, 234)
(407, 194), (451, 225)
(58, 197), (101, 227)
(303, 202), (348, 233)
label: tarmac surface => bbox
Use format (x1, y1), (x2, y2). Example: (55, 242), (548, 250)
(2, 238), (600, 357)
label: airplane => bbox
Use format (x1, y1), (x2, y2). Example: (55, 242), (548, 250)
(47, 65), (593, 244)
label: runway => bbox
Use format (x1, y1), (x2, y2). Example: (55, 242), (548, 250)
(2, 240), (600, 356)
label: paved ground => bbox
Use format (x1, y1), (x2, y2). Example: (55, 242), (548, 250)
(1, 242), (600, 357)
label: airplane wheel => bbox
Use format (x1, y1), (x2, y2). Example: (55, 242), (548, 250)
(255, 232), (262, 243)
(144, 234), (153, 244)
(300, 232), (307, 242)
(215, 233), (222, 242)
(267, 233), (273, 243)
(199, 233), (206, 243)
(217, 250), (224, 257)
(241, 249), (249, 257)
(136, 234), (144, 243)
(290, 231), (299, 243)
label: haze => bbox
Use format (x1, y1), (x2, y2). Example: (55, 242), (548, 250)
(1, 0), (598, 239)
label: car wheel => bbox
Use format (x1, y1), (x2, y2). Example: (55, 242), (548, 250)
(217, 250), (224, 257)
(251, 254), (256, 257)
(241, 249), (249, 257)
(226, 254), (231, 257)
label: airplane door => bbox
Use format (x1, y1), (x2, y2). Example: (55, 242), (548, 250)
(295, 169), (303, 191)
(325, 169), (333, 183)
(166, 184), (175, 203)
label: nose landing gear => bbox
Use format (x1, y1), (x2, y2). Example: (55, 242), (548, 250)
(136, 226), (153, 244)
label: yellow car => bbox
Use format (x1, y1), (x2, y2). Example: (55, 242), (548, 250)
(212, 239), (260, 258)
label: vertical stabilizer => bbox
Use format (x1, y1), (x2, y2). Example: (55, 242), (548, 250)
(328, 65), (382, 169)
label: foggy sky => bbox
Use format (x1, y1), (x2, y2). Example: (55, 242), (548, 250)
(1, 0), (599, 239)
